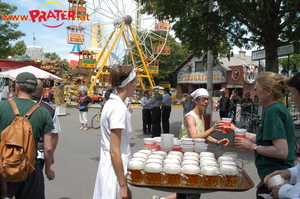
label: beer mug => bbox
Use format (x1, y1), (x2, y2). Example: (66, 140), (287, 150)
(163, 163), (182, 186)
(201, 166), (224, 188)
(219, 159), (245, 171)
(127, 160), (145, 184)
(182, 164), (202, 187)
(219, 165), (242, 188)
(144, 163), (164, 185)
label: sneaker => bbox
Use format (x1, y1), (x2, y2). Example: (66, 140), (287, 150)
(80, 127), (84, 130)
(83, 127), (88, 130)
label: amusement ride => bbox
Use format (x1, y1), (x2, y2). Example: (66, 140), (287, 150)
(66, 0), (171, 95)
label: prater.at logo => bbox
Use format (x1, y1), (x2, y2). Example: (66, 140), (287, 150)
(29, 2), (90, 28)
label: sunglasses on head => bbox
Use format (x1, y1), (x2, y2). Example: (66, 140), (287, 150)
(196, 97), (210, 101)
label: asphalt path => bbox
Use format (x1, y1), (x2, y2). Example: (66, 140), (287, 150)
(45, 106), (260, 199)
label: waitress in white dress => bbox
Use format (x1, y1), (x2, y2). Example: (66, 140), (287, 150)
(93, 65), (137, 199)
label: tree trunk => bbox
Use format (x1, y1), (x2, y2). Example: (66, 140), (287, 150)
(264, 42), (279, 73)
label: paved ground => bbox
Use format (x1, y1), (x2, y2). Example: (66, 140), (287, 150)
(44, 106), (299, 199)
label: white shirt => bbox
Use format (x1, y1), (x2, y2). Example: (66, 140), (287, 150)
(93, 94), (132, 199)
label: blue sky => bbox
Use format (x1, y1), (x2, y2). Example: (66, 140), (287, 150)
(3, 0), (252, 61)
(3, 0), (88, 59)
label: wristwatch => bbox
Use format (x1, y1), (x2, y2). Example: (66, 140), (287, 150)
(253, 145), (259, 152)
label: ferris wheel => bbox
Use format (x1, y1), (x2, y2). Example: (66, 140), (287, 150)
(67, 0), (171, 93)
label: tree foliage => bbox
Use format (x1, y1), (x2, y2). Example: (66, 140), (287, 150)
(138, 0), (300, 72)
(11, 40), (26, 56)
(44, 52), (61, 60)
(0, 1), (25, 57)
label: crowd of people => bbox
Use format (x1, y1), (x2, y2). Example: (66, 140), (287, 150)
(0, 68), (299, 199)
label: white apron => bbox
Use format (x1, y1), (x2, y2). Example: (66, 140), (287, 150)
(93, 94), (132, 199)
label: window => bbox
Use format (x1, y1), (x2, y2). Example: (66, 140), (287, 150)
(195, 61), (204, 71)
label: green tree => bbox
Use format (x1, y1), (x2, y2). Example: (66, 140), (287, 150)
(11, 40), (26, 56)
(139, 0), (300, 72)
(45, 52), (61, 60)
(0, 1), (25, 58)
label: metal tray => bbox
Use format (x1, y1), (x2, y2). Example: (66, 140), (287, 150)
(128, 169), (254, 193)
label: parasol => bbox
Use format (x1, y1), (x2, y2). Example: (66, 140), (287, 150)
(0, 65), (62, 81)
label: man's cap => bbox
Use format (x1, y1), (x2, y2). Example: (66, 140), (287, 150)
(164, 88), (169, 92)
(15, 72), (38, 86)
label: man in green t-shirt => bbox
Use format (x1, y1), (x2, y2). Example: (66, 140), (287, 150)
(0, 72), (54, 199)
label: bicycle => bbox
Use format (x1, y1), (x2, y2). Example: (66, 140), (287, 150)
(91, 105), (103, 129)
(241, 112), (261, 134)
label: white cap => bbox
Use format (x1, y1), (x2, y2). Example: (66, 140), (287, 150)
(191, 88), (209, 99)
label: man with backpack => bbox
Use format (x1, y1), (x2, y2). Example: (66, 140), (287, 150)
(0, 72), (55, 199)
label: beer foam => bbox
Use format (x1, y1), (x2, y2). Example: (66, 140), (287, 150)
(166, 154), (182, 161)
(200, 160), (218, 167)
(132, 152), (148, 159)
(218, 155), (235, 163)
(183, 155), (199, 162)
(168, 151), (183, 157)
(152, 151), (167, 158)
(181, 160), (199, 167)
(138, 149), (152, 156)
(220, 161), (237, 167)
(146, 158), (163, 164)
(220, 165), (238, 175)
(144, 163), (162, 173)
(164, 164), (181, 174)
(148, 154), (164, 160)
(201, 166), (219, 175)
(183, 151), (199, 157)
(128, 160), (144, 170)
(164, 158), (180, 165)
(182, 165), (201, 174)
(200, 156), (216, 162)
(131, 157), (146, 163)
(199, 152), (215, 158)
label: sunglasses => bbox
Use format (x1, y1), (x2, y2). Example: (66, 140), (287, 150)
(196, 97), (210, 101)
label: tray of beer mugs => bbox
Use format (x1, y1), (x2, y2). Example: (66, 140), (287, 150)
(127, 150), (254, 191)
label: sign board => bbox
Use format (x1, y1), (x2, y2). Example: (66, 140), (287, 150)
(177, 71), (226, 84)
(252, 44), (299, 60)
(159, 83), (171, 88)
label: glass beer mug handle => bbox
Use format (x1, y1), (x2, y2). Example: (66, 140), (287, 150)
(218, 173), (225, 187)
(236, 173), (243, 187)
(236, 159), (245, 170)
(126, 171), (132, 181)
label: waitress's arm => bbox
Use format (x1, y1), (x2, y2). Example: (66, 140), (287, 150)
(110, 129), (131, 198)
